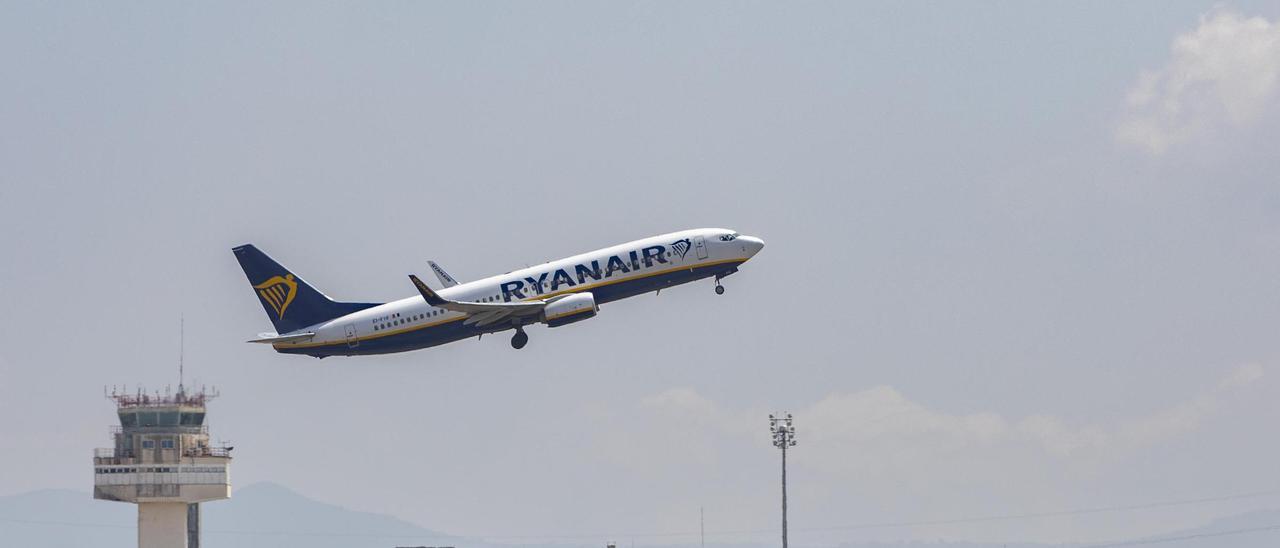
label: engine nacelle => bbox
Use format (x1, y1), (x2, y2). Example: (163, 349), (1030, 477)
(542, 292), (598, 327)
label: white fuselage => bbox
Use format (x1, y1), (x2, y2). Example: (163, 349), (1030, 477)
(273, 228), (763, 356)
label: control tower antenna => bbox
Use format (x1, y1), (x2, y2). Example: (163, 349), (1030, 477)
(178, 316), (184, 396)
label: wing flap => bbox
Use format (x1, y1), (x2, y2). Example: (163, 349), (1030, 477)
(465, 309), (514, 327)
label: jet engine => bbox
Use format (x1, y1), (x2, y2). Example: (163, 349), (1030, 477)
(542, 292), (598, 327)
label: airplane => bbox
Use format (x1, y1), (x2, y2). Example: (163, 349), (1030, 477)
(233, 228), (764, 357)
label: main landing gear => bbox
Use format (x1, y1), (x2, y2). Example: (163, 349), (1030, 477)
(511, 327), (529, 349)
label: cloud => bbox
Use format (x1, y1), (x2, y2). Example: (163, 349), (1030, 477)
(790, 364), (1265, 465)
(1116, 9), (1280, 154)
(600, 364), (1271, 542)
(634, 364), (1266, 472)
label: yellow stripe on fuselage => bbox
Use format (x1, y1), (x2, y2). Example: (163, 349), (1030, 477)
(276, 257), (746, 349)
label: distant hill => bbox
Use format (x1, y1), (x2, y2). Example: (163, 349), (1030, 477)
(830, 509), (1280, 548)
(203, 482), (460, 548)
(3, 484), (1280, 548)
(1097, 509), (1280, 548)
(0, 488), (133, 548)
(0, 482), (458, 548)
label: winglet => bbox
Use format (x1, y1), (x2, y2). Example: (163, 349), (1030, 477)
(409, 274), (448, 306)
(428, 260), (458, 288)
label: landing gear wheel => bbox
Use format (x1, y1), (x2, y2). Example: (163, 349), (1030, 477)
(511, 329), (529, 349)
(715, 285), (725, 295)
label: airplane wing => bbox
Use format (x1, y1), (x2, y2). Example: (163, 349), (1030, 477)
(409, 274), (545, 328)
(247, 332), (316, 344)
(428, 260), (459, 288)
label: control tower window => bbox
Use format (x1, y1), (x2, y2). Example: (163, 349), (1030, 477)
(158, 411), (180, 426)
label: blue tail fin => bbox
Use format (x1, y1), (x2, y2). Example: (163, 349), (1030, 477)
(232, 244), (379, 334)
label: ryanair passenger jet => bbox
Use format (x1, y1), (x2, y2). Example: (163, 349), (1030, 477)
(233, 229), (764, 357)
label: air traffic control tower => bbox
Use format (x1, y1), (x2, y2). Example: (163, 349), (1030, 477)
(93, 386), (232, 548)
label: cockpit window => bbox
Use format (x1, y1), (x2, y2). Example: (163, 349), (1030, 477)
(719, 232), (739, 241)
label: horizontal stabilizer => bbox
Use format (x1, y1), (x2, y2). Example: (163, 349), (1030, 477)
(247, 332), (316, 344)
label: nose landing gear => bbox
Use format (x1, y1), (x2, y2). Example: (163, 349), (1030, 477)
(715, 283), (725, 295)
(511, 327), (529, 349)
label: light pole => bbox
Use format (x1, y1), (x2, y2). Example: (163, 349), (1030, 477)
(770, 413), (796, 548)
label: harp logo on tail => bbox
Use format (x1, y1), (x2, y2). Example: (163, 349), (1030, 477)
(670, 238), (693, 260)
(254, 274), (298, 319)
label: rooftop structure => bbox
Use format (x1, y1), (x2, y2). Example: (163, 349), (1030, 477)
(94, 385), (232, 548)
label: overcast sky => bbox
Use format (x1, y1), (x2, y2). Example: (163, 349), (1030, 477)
(3, 1), (1280, 546)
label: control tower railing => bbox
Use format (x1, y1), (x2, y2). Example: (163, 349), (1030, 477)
(109, 425), (209, 436)
(93, 447), (233, 461)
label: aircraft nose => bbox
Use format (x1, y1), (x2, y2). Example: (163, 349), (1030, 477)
(739, 235), (765, 257)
